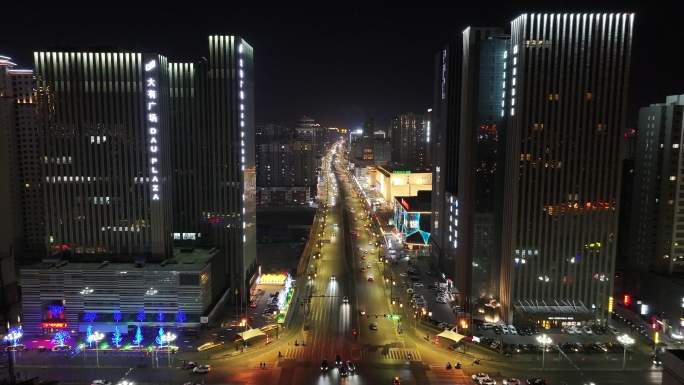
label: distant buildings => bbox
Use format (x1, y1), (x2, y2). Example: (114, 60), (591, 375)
(391, 112), (430, 169)
(0, 35), (257, 334)
(431, 13), (635, 328)
(255, 116), (322, 206)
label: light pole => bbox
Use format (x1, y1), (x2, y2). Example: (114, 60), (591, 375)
(88, 331), (105, 367)
(536, 334), (552, 370)
(617, 333), (635, 369)
(160, 332), (177, 366)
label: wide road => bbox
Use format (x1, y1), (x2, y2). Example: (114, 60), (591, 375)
(13, 141), (662, 385)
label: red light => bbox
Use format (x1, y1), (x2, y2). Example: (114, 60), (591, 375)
(623, 294), (632, 306)
(41, 322), (68, 329)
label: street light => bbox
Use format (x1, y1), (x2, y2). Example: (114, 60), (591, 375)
(536, 334), (552, 370)
(87, 331), (105, 367)
(617, 333), (635, 369)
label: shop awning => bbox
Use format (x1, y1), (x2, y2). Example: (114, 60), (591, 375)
(237, 328), (266, 341)
(437, 329), (466, 343)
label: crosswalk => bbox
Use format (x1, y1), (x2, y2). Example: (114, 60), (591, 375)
(386, 348), (422, 361)
(427, 365), (471, 385)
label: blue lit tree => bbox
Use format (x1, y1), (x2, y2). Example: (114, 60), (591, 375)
(133, 325), (143, 346)
(113, 311), (122, 323)
(155, 327), (165, 347)
(86, 325), (94, 347)
(52, 331), (69, 347)
(136, 309), (146, 322)
(175, 309), (187, 323)
(156, 311), (165, 322)
(111, 326), (123, 348)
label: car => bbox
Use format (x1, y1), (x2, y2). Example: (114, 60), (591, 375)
(91, 381), (112, 385)
(360, 267), (367, 272)
(413, 282), (424, 288)
(503, 379), (521, 385)
(339, 365), (349, 377)
(5, 344), (26, 352)
(249, 301), (257, 308)
(652, 354), (663, 366)
(481, 379), (497, 385)
(393, 377), (401, 385)
(335, 354), (343, 366)
(472, 373), (491, 383)
(370, 322), (378, 330)
(321, 359), (329, 371)
(342, 296), (349, 304)
(526, 378), (546, 385)
(182, 361), (198, 369)
(359, 309), (367, 316)
(509, 325), (518, 335)
(367, 275), (374, 282)
(52, 345), (71, 352)
(583, 326), (593, 335)
(435, 297), (447, 304)
(501, 325), (510, 335)
(192, 365), (211, 373)
(330, 275), (336, 281)
(346, 361), (356, 373)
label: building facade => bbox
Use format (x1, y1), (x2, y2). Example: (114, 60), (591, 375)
(628, 95), (684, 275)
(500, 13), (634, 324)
(370, 165), (432, 204)
(391, 112), (427, 168)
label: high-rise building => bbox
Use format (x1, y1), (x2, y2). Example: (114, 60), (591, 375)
(430, 28), (508, 326)
(391, 112), (426, 168)
(11, 35), (256, 333)
(628, 95), (684, 275)
(422, 108), (432, 168)
(0, 56), (45, 260)
(500, 13), (635, 324)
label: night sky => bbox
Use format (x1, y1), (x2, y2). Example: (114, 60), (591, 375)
(2, 3), (683, 129)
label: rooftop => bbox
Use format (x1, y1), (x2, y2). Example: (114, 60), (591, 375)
(23, 247), (218, 272)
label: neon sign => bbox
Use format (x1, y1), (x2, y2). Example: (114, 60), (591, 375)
(41, 322), (68, 329)
(145, 58), (161, 201)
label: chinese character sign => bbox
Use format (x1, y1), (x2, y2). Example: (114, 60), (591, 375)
(144, 59), (161, 201)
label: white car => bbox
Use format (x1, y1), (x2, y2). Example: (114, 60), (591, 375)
(91, 381), (112, 385)
(481, 379), (497, 385)
(500, 325), (509, 335)
(508, 325), (517, 335)
(583, 326), (593, 335)
(472, 373), (491, 383)
(330, 275), (336, 281)
(193, 364), (211, 373)
(502, 378), (521, 385)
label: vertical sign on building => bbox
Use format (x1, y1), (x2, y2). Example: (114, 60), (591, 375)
(440, 49), (447, 100)
(145, 58), (161, 201)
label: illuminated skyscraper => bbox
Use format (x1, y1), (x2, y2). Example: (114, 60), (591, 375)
(500, 13), (635, 324)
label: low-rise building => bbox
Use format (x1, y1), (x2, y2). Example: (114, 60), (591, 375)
(370, 165), (432, 204)
(20, 247), (223, 335)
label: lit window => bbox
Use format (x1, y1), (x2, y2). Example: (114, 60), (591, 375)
(674, 144), (680, 149)
(670, 176), (677, 181)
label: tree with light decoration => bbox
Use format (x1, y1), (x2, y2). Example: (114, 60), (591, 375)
(112, 326), (123, 348)
(86, 325), (94, 347)
(155, 327), (165, 348)
(133, 325), (143, 347)
(52, 331), (69, 347)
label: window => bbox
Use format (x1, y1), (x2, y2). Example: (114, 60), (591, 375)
(585, 92), (593, 101)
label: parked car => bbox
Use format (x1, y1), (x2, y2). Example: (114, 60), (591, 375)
(369, 322), (378, 331)
(508, 325), (518, 335)
(91, 381), (112, 385)
(501, 325), (510, 335)
(472, 373), (491, 383)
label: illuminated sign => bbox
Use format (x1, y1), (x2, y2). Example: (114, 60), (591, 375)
(400, 198), (409, 210)
(608, 296), (614, 313)
(144, 58), (161, 201)
(623, 294), (632, 306)
(41, 322), (68, 329)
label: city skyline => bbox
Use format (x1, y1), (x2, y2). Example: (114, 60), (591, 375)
(1, 3), (681, 128)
